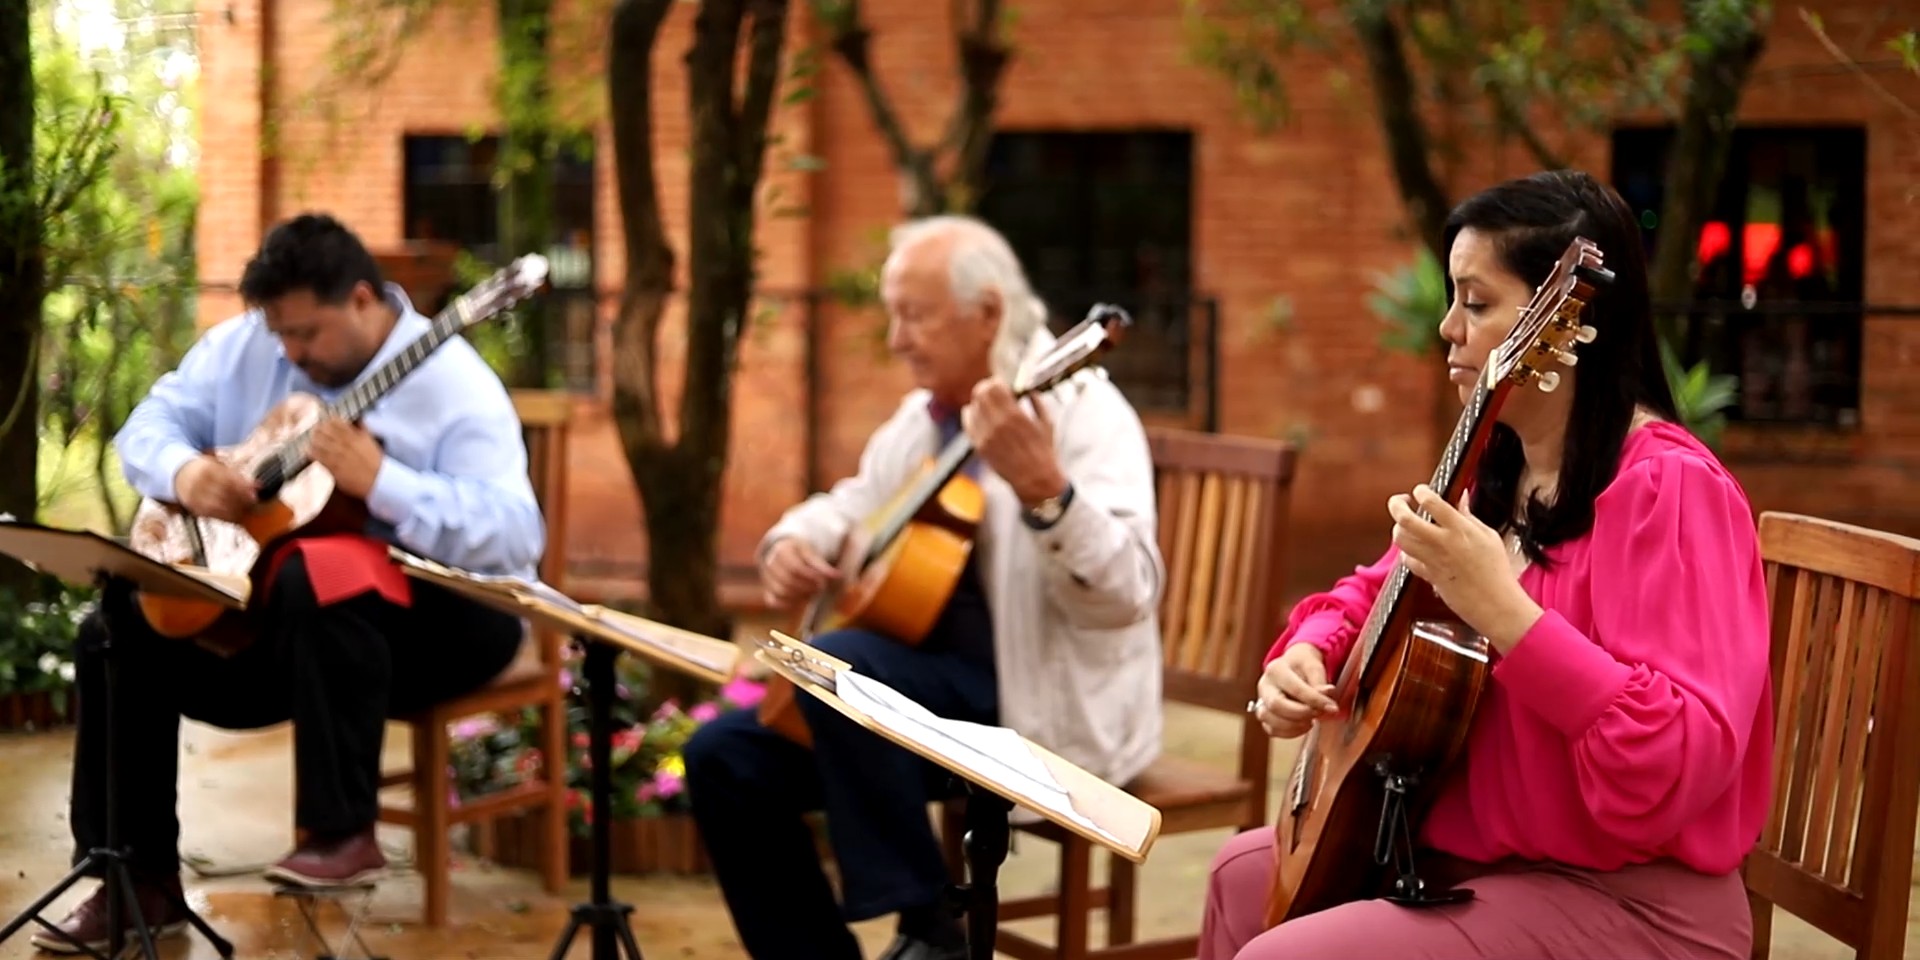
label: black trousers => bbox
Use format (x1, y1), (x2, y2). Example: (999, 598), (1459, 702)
(68, 551), (524, 879)
(682, 627), (999, 960)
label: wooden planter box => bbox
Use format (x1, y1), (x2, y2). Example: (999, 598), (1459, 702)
(475, 808), (711, 876)
(0, 691), (72, 732)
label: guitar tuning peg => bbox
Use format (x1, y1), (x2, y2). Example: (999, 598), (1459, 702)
(1537, 371), (1561, 393)
(1575, 325), (1597, 343)
(1553, 347), (1578, 367)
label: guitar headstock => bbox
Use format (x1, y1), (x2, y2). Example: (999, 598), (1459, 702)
(1012, 303), (1132, 396)
(447, 254), (551, 330)
(1488, 237), (1611, 395)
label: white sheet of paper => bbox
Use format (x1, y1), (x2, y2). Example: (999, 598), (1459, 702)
(833, 670), (1118, 844)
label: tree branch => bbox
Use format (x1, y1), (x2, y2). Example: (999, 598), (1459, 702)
(1485, 82), (1570, 171)
(939, 0), (1008, 210)
(736, 0), (788, 182)
(810, 0), (942, 213)
(1350, 6), (1451, 262)
(607, 0), (676, 455)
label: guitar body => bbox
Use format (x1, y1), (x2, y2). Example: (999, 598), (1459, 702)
(1265, 584), (1491, 926)
(758, 462), (986, 746)
(127, 392), (367, 653)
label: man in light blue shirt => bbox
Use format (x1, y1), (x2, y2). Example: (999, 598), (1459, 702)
(37, 214), (544, 955)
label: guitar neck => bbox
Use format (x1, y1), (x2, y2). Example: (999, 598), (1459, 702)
(256, 308), (467, 494)
(1345, 378), (1510, 683)
(862, 377), (1063, 565)
(328, 312), (465, 423)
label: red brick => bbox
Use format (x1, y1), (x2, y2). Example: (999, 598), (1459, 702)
(192, 0), (1920, 599)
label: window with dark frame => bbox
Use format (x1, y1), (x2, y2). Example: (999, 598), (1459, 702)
(401, 133), (598, 393)
(1610, 126), (1867, 427)
(977, 130), (1200, 420)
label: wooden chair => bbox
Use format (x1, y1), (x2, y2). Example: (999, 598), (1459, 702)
(374, 389), (574, 925)
(1745, 511), (1920, 960)
(946, 425), (1296, 960)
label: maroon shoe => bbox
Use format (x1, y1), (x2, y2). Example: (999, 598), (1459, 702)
(28, 876), (190, 955)
(263, 828), (388, 888)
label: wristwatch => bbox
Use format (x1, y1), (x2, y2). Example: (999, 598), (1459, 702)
(1022, 483), (1075, 531)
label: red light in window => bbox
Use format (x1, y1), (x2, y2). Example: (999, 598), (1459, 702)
(1697, 221), (1731, 265)
(1787, 243), (1815, 279)
(1744, 223), (1781, 284)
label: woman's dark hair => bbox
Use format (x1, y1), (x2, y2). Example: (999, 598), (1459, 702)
(238, 213), (386, 306)
(1443, 169), (1681, 565)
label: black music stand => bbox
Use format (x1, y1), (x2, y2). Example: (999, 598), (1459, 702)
(750, 630), (1163, 960)
(546, 633), (645, 960)
(0, 522), (246, 960)
(382, 550), (740, 960)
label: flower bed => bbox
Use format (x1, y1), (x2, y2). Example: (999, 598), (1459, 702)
(452, 649), (769, 876)
(0, 575), (91, 733)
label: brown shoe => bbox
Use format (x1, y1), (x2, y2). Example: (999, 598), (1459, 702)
(263, 828), (387, 888)
(28, 876), (190, 955)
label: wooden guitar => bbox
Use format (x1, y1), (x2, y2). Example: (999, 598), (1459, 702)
(126, 255), (550, 654)
(1264, 237), (1611, 925)
(757, 304), (1133, 745)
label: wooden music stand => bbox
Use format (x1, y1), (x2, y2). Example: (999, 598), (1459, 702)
(385, 550), (741, 960)
(0, 519), (240, 960)
(751, 629), (1163, 960)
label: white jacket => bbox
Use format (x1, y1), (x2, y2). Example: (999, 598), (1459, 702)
(760, 331), (1166, 792)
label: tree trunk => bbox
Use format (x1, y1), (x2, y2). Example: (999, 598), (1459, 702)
(607, 0), (788, 658)
(812, 0), (1007, 216)
(0, 0), (42, 598)
(1649, 4), (1769, 348)
(498, 0), (556, 388)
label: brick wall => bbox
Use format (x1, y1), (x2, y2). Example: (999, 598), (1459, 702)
(193, 0), (1920, 600)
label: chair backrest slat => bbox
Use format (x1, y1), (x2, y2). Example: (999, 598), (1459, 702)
(1146, 427), (1297, 711)
(1748, 511), (1920, 959)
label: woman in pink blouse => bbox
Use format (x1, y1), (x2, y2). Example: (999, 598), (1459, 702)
(1204, 170), (1773, 959)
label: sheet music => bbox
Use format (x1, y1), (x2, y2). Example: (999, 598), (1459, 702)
(833, 671), (1119, 845)
(587, 609), (733, 677)
(391, 549), (584, 615)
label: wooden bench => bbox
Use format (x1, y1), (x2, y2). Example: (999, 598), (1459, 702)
(1746, 511), (1920, 959)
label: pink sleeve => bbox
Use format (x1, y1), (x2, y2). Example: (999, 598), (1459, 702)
(1492, 451), (1771, 848)
(1264, 545), (1398, 677)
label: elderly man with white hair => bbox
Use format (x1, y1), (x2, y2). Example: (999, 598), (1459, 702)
(682, 214), (1165, 960)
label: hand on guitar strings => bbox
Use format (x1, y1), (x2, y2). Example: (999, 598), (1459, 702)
(1253, 643), (1338, 740)
(175, 456), (260, 522)
(1388, 483), (1545, 655)
(761, 537), (841, 610)
(308, 418), (387, 501)
(962, 379), (1070, 507)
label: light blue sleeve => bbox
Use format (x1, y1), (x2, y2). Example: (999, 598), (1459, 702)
(113, 325), (230, 503)
(363, 408), (546, 576)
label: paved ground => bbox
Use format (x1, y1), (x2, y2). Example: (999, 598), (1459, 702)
(0, 699), (1907, 959)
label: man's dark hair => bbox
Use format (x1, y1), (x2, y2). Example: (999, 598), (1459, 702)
(238, 213), (386, 306)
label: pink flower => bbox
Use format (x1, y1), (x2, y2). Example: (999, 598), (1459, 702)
(451, 716), (498, 740)
(688, 701), (720, 723)
(635, 782), (658, 804)
(651, 768), (684, 800)
(720, 677), (766, 708)
(652, 701), (683, 721)
(558, 669), (574, 691)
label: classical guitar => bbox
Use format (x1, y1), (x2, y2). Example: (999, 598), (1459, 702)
(757, 303), (1132, 745)
(1264, 237), (1610, 925)
(126, 255), (550, 653)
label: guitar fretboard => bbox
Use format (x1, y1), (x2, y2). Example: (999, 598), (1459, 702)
(253, 289), (491, 494)
(1345, 379), (1498, 684)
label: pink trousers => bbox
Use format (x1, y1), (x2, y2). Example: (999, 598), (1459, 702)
(1201, 829), (1751, 960)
